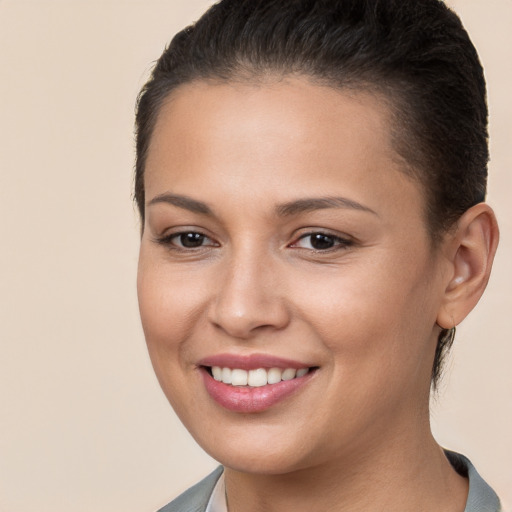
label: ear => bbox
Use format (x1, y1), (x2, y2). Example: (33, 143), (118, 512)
(436, 203), (499, 329)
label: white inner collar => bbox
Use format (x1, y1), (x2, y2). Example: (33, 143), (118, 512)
(205, 472), (227, 512)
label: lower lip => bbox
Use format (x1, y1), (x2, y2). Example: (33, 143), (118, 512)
(200, 368), (315, 413)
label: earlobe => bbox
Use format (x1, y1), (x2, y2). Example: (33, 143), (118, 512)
(437, 203), (499, 329)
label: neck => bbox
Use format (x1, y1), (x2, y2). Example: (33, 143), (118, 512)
(223, 426), (468, 512)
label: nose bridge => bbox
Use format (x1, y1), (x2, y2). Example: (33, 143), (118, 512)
(208, 241), (289, 338)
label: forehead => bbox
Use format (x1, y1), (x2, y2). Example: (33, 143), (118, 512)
(144, 77), (423, 222)
(149, 78), (395, 165)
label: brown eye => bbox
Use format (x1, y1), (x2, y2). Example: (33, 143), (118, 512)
(292, 232), (353, 251)
(309, 233), (336, 250)
(156, 231), (218, 250)
(176, 232), (207, 248)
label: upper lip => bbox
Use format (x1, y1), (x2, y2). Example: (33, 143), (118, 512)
(197, 353), (313, 370)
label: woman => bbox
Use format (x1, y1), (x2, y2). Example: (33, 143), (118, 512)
(135, 0), (501, 510)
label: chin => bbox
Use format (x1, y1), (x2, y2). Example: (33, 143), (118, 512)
(187, 421), (320, 475)
(215, 449), (309, 475)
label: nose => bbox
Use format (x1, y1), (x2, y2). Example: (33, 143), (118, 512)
(207, 249), (290, 339)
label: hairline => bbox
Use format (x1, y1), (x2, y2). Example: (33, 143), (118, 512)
(138, 69), (448, 249)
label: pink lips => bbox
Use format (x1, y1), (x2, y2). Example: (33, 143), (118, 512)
(198, 353), (316, 413)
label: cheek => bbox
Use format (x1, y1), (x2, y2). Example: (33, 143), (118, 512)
(138, 249), (201, 338)
(289, 252), (439, 381)
(137, 256), (210, 417)
(136, 249), (204, 378)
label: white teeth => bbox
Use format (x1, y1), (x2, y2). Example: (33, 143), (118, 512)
(212, 366), (222, 381)
(282, 368), (297, 381)
(210, 366), (311, 387)
(221, 367), (232, 384)
(231, 369), (248, 386)
(267, 367), (282, 385)
(248, 368), (267, 387)
(296, 368), (309, 378)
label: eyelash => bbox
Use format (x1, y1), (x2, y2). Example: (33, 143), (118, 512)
(155, 231), (218, 251)
(289, 231), (354, 252)
(155, 230), (353, 253)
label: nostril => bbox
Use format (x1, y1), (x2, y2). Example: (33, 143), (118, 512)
(209, 311), (291, 340)
(206, 271), (291, 339)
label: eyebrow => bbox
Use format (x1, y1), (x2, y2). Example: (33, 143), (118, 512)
(275, 196), (378, 217)
(147, 193), (377, 217)
(148, 193), (213, 215)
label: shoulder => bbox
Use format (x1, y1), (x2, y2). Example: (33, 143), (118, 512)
(444, 450), (502, 512)
(157, 466), (224, 512)
(155, 455), (503, 512)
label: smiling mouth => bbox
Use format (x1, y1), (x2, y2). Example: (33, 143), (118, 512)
(205, 366), (316, 387)
(200, 362), (318, 412)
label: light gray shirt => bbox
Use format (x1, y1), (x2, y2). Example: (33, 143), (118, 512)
(158, 451), (501, 512)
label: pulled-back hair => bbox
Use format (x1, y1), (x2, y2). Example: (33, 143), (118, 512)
(135, 0), (489, 387)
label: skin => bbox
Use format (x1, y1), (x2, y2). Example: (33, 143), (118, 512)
(137, 77), (498, 511)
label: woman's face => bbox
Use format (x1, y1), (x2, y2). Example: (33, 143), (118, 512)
(138, 78), (448, 474)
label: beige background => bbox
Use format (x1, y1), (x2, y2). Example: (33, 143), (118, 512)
(0, 1), (510, 510)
